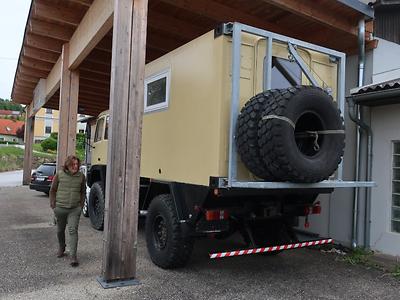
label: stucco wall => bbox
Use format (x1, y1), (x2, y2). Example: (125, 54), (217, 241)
(370, 104), (400, 256)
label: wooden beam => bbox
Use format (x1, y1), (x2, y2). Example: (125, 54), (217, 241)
(68, 0), (93, 7)
(25, 33), (63, 53)
(33, 0), (86, 27)
(23, 46), (60, 63)
(102, 0), (148, 282)
(21, 57), (53, 72)
(147, 10), (204, 40)
(30, 79), (47, 117)
(19, 66), (49, 79)
(264, 0), (358, 36)
(57, 44), (80, 168)
(160, 0), (294, 36)
(68, 0), (114, 69)
(16, 74), (39, 84)
(29, 18), (75, 41)
(79, 60), (111, 75)
(46, 57), (62, 100)
(23, 111), (35, 185)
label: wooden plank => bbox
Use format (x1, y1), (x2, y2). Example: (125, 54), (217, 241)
(19, 65), (49, 79)
(22, 111), (35, 185)
(23, 46), (60, 63)
(30, 79), (47, 117)
(68, 0), (114, 69)
(102, 0), (148, 282)
(25, 33), (63, 53)
(264, 0), (358, 36)
(46, 57), (62, 100)
(29, 18), (75, 41)
(33, 0), (86, 26)
(21, 57), (53, 72)
(160, 0), (294, 37)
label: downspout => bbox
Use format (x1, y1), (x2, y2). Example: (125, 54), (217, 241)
(349, 18), (373, 249)
(350, 19), (365, 249)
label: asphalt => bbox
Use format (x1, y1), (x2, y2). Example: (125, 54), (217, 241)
(1, 186), (400, 300)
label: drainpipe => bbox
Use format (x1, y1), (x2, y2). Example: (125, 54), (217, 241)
(351, 19), (365, 249)
(348, 97), (373, 249)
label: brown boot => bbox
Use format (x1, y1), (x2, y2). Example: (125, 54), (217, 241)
(70, 256), (79, 267)
(57, 247), (65, 258)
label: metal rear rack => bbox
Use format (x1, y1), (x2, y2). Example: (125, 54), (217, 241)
(224, 22), (375, 190)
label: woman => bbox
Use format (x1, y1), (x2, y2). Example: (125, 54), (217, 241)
(50, 155), (86, 267)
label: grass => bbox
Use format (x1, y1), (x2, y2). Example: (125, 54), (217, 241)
(341, 247), (373, 265)
(0, 146), (56, 172)
(392, 265), (400, 278)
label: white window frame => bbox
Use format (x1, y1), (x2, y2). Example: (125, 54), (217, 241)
(144, 69), (170, 113)
(391, 140), (400, 234)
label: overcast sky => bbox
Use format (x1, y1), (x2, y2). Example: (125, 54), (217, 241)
(0, 1), (31, 100)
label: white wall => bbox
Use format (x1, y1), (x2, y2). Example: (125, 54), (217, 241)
(370, 104), (400, 256)
(372, 38), (400, 83)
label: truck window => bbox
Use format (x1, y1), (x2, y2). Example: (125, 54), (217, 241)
(104, 116), (109, 140)
(94, 117), (104, 143)
(144, 69), (170, 112)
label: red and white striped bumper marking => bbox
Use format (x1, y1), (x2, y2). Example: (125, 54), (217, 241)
(209, 238), (333, 259)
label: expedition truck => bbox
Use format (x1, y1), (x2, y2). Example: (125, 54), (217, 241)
(86, 23), (372, 269)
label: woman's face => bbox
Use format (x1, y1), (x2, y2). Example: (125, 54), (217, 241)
(68, 159), (79, 174)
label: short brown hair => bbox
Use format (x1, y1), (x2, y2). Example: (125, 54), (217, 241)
(63, 155), (81, 172)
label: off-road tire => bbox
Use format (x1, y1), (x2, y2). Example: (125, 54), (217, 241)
(236, 91), (275, 180)
(88, 181), (105, 230)
(145, 194), (194, 269)
(258, 86), (345, 182)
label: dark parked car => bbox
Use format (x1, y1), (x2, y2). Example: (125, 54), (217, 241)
(30, 163), (56, 195)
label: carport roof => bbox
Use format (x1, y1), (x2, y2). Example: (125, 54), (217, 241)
(11, 0), (375, 116)
(350, 78), (400, 106)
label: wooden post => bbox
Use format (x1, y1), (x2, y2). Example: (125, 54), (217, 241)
(101, 0), (148, 282)
(22, 108), (35, 185)
(57, 43), (80, 169)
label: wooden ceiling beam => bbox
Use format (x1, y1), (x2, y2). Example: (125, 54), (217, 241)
(25, 33), (63, 53)
(80, 60), (111, 75)
(264, 0), (358, 36)
(67, 0), (93, 7)
(16, 74), (39, 84)
(19, 66), (49, 79)
(147, 10), (205, 40)
(21, 57), (53, 72)
(159, 0), (294, 37)
(86, 49), (112, 65)
(15, 81), (37, 89)
(33, 0), (86, 27)
(23, 46), (60, 63)
(29, 18), (75, 41)
(80, 70), (110, 84)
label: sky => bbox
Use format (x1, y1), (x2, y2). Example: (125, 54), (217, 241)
(0, 0), (31, 100)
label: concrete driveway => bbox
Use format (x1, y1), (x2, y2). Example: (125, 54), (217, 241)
(1, 186), (399, 300)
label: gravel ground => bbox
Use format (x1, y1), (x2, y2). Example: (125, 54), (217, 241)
(0, 186), (399, 300)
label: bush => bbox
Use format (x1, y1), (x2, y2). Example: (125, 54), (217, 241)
(76, 133), (85, 150)
(41, 137), (57, 152)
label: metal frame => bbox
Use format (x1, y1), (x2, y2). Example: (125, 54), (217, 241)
(225, 22), (374, 190)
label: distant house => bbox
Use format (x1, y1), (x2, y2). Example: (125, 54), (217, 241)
(0, 119), (24, 144)
(0, 110), (22, 119)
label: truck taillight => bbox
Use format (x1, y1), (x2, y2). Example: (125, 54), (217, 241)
(312, 201), (321, 214)
(205, 210), (229, 221)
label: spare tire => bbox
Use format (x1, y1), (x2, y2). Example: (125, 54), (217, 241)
(258, 86), (345, 183)
(236, 91), (275, 180)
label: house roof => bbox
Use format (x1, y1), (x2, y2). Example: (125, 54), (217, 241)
(350, 78), (400, 106)
(11, 0), (376, 116)
(0, 119), (25, 136)
(0, 110), (22, 116)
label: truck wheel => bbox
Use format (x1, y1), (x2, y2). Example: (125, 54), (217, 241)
(258, 86), (345, 182)
(88, 182), (105, 230)
(145, 194), (193, 269)
(236, 91), (275, 180)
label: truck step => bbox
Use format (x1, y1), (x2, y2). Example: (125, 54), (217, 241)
(209, 238), (333, 259)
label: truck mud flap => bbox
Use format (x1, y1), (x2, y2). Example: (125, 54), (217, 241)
(209, 238), (333, 259)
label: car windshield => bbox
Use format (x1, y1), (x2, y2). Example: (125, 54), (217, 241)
(36, 164), (55, 176)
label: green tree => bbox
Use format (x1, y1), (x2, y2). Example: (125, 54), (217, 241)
(0, 98), (24, 112)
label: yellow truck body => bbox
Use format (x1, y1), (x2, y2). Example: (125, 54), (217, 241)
(92, 29), (338, 186)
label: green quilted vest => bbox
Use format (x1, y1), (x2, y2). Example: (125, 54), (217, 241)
(56, 170), (83, 208)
